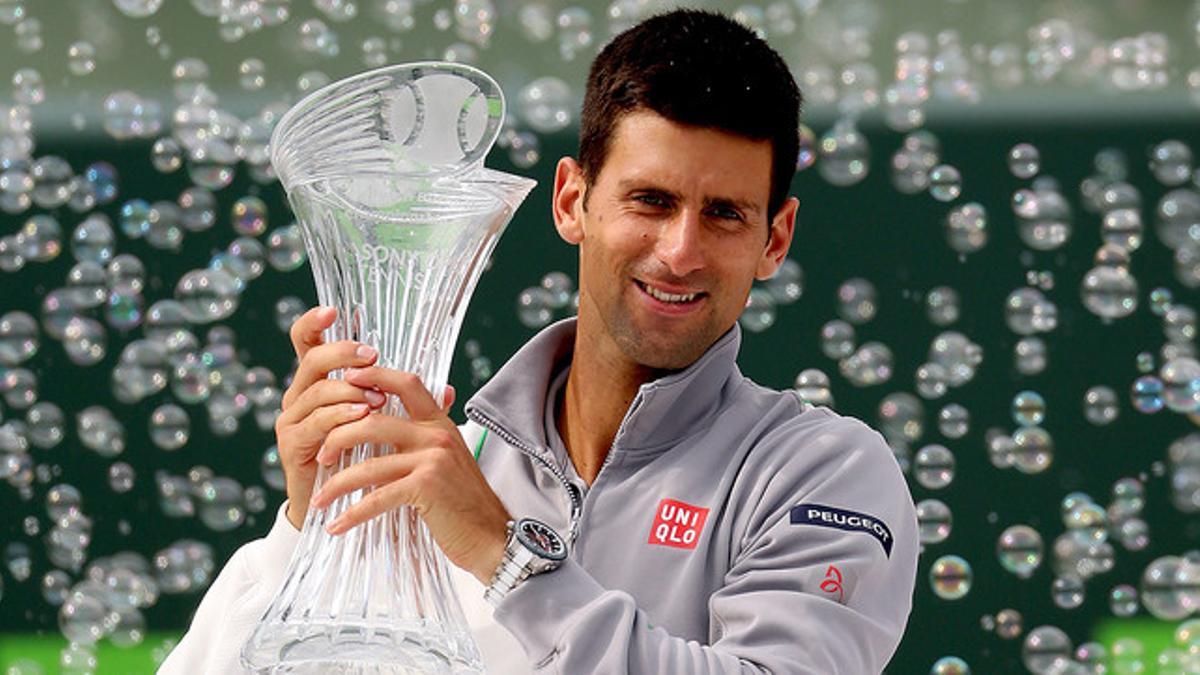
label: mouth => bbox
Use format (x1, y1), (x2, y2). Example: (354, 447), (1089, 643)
(634, 279), (707, 312)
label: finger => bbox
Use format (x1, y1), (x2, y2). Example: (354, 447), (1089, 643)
(311, 451), (422, 511)
(317, 412), (434, 465)
(289, 306), (336, 360)
(283, 340), (378, 411)
(344, 368), (441, 420)
(441, 385), (456, 412)
(286, 402), (374, 464)
(326, 477), (418, 535)
(278, 379), (385, 428)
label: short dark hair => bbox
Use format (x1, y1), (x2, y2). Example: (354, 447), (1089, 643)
(579, 9), (802, 220)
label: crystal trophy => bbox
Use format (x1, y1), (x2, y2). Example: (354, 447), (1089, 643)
(241, 62), (536, 673)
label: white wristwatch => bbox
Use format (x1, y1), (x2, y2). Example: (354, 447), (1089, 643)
(484, 517), (568, 608)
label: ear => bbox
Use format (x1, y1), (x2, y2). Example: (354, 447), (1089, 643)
(552, 157), (587, 245)
(755, 196), (798, 280)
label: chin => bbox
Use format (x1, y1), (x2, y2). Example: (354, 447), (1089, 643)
(620, 336), (708, 372)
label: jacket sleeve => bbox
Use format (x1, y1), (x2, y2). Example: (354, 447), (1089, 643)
(491, 416), (920, 674)
(158, 501), (301, 675)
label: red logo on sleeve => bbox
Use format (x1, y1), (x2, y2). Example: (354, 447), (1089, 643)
(820, 565), (846, 603)
(648, 498), (710, 549)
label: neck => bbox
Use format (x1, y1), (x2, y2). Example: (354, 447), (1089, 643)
(556, 314), (658, 486)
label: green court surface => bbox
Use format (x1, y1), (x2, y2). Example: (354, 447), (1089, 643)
(0, 633), (180, 674)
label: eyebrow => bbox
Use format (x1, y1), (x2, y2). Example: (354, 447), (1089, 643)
(617, 180), (763, 217)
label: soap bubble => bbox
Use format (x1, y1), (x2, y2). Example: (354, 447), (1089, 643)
(793, 369), (832, 407)
(197, 477), (245, 531)
(839, 341), (894, 386)
(517, 77), (572, 134)
(1011, 426), (1053, 474)
(238, 58), (266, 90)
(1021, 625), (1072, 674)
(928, 164), (962, 201)
(12, 68), (44, 105)
(232, 195), (268, 236)
(739, 288), (776, 333)
(914, 362), (948, 399)
(175, 268), (240, 323)
(925, 286), (960, 326)
(149, 404), (190, 451)
(836, 278), (877, 324)
(19, 214), (62, 261)
(1101, 208), (1143, 250)
(1080, 265), (1138, 320)
(0, 310), (38, 365)
(930, 655), (969, 674)
(26, 402), (65, 448)
(1131, 375), (1165, 413)
(995, 609), (1022, 639)
(1155, 189), (1200, 251)
(31, 156), (73, 208)
(1017, 188), (1073, 250)
(103, 91), (159, 140)
(1083, 386), (1119, 425)
(1160, 357), (1200, 413)
(917, 498), (952, 544)
(68, 216), (114, 266)
(1149, 140), (1194, 187)
(106, 461), (136, 493)
(914, 444), (955, 489)
(1109, 584), (1139, 617)
(764, 259), (803, 304)
(997, 525), (1043, 578)
(266, 224), (306, 271)
(1014, 337), (1047, 375)
(1011, 390), (1046, 426)
(63, 316), (107, 365)
(892, 132), (939, 194)
(67, 40), (96, 76)
(1140, 556), (1199, 620)
(818, 120), (870, 187)
(878, 392), (925, 446)
(945, 202), (987, 253)
(153, 540), (215, 594)
(58, 590), (108, 644)
(937, 403), (969, 439)
(516, 286), (554, 329)
(819, 319), (856, 359)
(151, 137), (182, 173)
(929, 554), (972, 600)
(1051, 575), (1085, 609)
(796, 124), (816, 170)
(113, 0), (163, 18)
(540, 271), (574, 309)
(1008, 143), (1040, 179)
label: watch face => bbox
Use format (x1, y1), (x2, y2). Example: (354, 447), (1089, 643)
(516, 519), (567, 561)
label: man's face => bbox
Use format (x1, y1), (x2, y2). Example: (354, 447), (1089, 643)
(552, 110), (797, 371)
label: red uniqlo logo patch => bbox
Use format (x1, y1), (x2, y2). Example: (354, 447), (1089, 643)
(648, 498), (710, 549)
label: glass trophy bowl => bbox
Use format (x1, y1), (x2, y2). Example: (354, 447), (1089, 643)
(240, 62), (536, 674)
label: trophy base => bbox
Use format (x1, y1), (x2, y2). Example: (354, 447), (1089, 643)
(242, 619), (484, 674)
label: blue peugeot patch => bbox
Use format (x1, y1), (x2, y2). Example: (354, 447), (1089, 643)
(790, 503), (893, 558)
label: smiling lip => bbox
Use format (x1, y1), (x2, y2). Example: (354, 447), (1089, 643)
(634, 279), (707, 315)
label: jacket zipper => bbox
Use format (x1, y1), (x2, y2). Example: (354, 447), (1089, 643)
(467, 409), (584, 548)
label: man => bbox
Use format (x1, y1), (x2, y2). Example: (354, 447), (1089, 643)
(163, 9), (918, 674)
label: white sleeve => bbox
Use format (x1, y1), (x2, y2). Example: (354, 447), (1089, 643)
(157, 501), (301, 675)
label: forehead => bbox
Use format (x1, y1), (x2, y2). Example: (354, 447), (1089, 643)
(596, 110), (772, 207)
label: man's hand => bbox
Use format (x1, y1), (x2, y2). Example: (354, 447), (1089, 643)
(275, 306), (391, 529)
(310, 366), (511, 585)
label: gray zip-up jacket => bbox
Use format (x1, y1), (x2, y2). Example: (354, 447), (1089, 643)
(163, 317), (918, 674)
(463, 318), (919, 673)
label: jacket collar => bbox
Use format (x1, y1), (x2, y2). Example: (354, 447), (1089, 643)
(464, 317), (742, 462)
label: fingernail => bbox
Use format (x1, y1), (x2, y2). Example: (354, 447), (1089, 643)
(326, 516), (345, 534)
(349, 402), (369, 413)
(356, 344), (377, 359)
(311, 489), (325, 508)
(316, 443), (328, 464)
(363, 390), (385, 406)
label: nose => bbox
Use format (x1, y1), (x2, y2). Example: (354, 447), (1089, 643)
(654, 208), (705, 278)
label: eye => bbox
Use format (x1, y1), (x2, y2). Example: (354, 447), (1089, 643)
(634, 194), (668, 208)
(707, 206), (744, 222)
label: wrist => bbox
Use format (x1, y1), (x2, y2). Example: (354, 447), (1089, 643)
(285, 501), (306, 530)
(472, 521), (510, 585)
